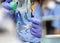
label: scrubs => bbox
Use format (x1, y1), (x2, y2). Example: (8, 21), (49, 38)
(52, 4), (60, 29)
(44, 3), (60, 29)
(16, 3), (42, 43)
(27, 3), (42, 19)
(43, 9), (54, 16)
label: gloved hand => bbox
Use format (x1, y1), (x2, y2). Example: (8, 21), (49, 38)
(5, 0), (12, 3)
(2, 2), (12, 10)
(1, 0), (12, 10)
(28, 18), (41, 38)
(1, 1), (18, 21)
(2, 0), (18, 10)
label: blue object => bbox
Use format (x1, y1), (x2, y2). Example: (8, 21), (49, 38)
(17, 3), (42, 43)
(53, 4), (60, 16)
(1, 2), (15, 20)
(19, 3), (42, 38)
(52, 4), (60, 29)
(14, 10), (25, 24)
(27, 3), (42, 38)
(44, 3), (60, 29)
(5, 0), (12, 3)
(28, 18), (41, 38)
(43, 9), (54, 16)
(2, 2), (12, 10)
(2, 1), (18, 22)
(17, 29), (40, 43)
(1, 0), (13, 10)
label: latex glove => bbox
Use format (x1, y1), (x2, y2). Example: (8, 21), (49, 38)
(5, 0), (12, 3)
(2, 2), (12, 10)
(28, 18), (41, 38)
(2, 1), (24, 23)
(1, 0), (12, 10)
(2, 1), (18, 20)
(1, 2), (14, 18)
(2, 1), (18, 10)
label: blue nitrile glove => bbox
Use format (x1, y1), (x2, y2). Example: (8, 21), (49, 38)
(5, 0), (12, 3)
(2, 2), (12, 10)
(1, 0), (12, 10)
(2, 1), (18, 21)
(1, 2), (14, 19)
(28, 18), (41, 38)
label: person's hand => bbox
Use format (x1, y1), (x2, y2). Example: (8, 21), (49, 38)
(1, 1), (18, 23)
(1, 0), (12, 10)
(28, 18), (41, 38)
(2, 2), (12, 10)
(5, 0), (12, 3)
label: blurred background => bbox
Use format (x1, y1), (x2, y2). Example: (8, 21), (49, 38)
(42, 0), (60, 43)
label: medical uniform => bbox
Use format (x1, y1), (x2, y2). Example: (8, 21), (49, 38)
(17, 3), (42, 43)
(44, 2), (60, 30)
(44, 10), (54, 16)
(52, 3), (60, 29)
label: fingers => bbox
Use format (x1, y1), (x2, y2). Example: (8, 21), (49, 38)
(31, 28), (40, 34)
(28, 18), (41, 25)
(32, 23), (39, 29)
(2, 2), (12, 10)
(30, 30), (41, 38)
(6, 0), (12, 3)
